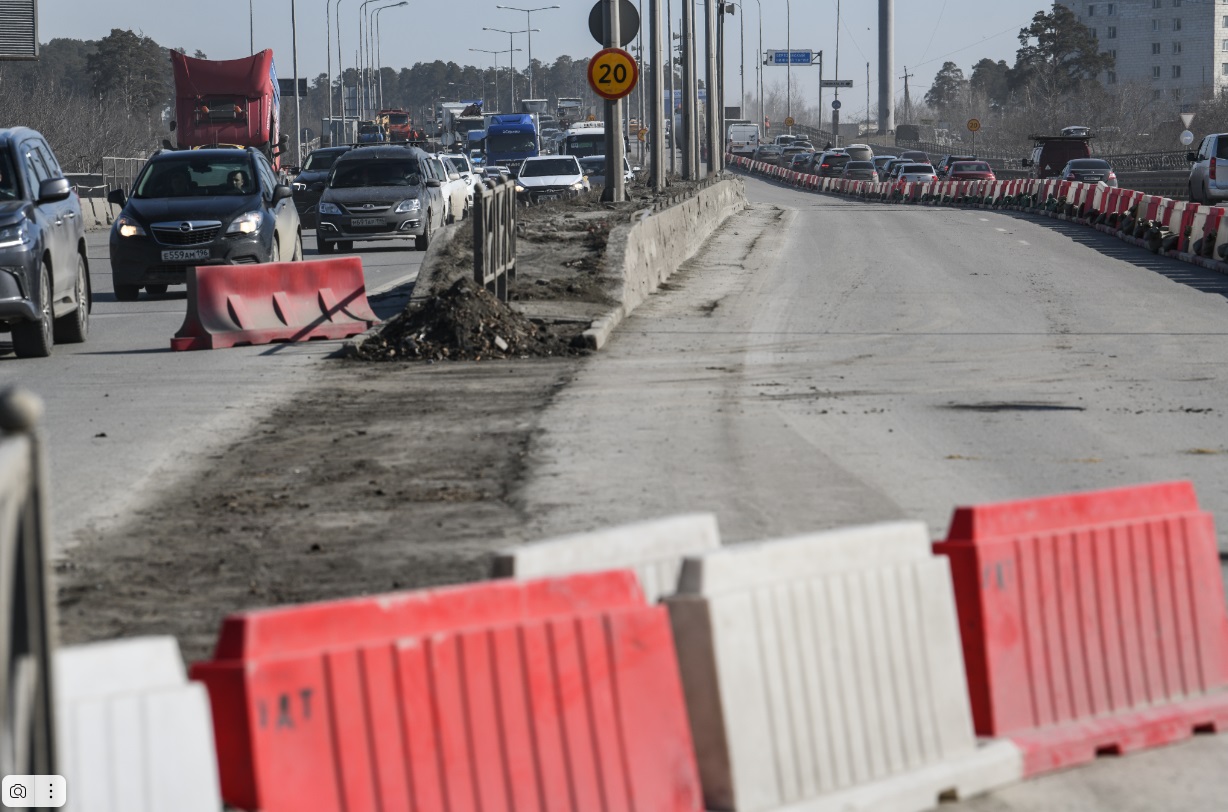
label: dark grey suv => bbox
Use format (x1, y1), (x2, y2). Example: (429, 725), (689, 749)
(0, 127), (91, 358)
(315, 145), (445, 253)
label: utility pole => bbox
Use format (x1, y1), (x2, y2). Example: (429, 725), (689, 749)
(603, 0), (627, 201)
(326, 0), (333, 142)
(866, 61), (870, 138)
(704, 0), (718, 174)
(682, 0), (696, 178)
(292, 0), (301, 166)
(668, 0), (677, 175)
(832, 0), (841, 146)
(878, 0), (894, 134)
(651, 0), (665, 191)
(901, 66), (914, 125)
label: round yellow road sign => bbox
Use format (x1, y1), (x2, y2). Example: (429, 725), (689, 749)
(784, 116), (796, 128)
(588, 48), (639, 101)
(638, 127), (648, 142)
(967, 118), (982, 133)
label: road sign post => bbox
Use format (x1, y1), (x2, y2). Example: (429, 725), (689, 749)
(597, 2), (627, 201)
(967, 118), (980, 152)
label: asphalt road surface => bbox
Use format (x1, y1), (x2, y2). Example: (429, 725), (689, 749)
(520, 174), (1228, 810)
(0, 227), (422, 548)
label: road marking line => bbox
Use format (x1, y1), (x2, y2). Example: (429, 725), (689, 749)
(995, 228), (1008, 232)
(1018, 240), (1030, 245)
(979, 218), (989, 222)
(367, 271), (419, 296)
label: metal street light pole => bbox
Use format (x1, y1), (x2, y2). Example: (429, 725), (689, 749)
(483, 28), (538, 109)
(470, 47), (520, 115)
(357, 0), (380, 118)
(494, 5), (559, 100)
(325, 0), (333, 136)
(667, 0), (676, 174)
(374, 2), (407, 112)
(336, 0), (347, 126)
(752, 0), (761, 132)
(249, 0), (255, 54)
(785, 0), (791, 125)
(291, 0), (302, 166)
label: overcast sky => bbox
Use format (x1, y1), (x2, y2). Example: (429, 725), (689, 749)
(44, 0), (1046, 119)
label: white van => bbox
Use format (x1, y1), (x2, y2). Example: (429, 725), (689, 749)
(728, 123), (761, 157)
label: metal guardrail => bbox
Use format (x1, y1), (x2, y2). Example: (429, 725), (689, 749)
(473, 177), (516, 302)
(101, 156), (147, 198)
(0, 389), (57, 778)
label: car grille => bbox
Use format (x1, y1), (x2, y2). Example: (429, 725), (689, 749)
(341, 202), (392, 215)
(151, 221), (223, 246)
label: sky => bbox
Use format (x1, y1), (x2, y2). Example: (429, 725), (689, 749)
(40, 0), (1047, 121)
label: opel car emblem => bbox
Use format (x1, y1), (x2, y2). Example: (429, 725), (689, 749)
(179, 222), (193, 232)
(362, 203), (374, 210)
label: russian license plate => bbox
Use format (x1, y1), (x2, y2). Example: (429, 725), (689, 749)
(538, 194), (560, 202)
(351, 217), (384, 227)
(1084, 176), (1102, 182)
(161, 249), (209, 262)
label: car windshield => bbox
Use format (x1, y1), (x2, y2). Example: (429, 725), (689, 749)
(444, 157), (469, 173)
(386, 114), (409, 125)
(846, 161), (874, 169)
(330, 160), (420, 188)
(1068, 159), (1111, 170)
(134, 157), (255, 198)
(579, 157), (605, 174)
(904, 164), (933, 173)
(302, 150), (344, 172)
(952, 162), (991, 172)
(520, 158), (579, 177)
(359, 124), (380, 134)
(0, 149), (17, 200)
(823, 155), (849, 166)
(488, 133), (537, 153)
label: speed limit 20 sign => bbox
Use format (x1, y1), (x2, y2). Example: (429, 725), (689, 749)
(588, 48), (639, 101)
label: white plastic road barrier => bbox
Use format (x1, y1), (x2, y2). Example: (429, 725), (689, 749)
(57, 637), (222, 812)
(666, 521), (1022, 812)
(493, 513), (721, 602)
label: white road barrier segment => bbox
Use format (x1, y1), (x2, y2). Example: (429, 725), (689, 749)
(666, 521), (1022, 812)
(56, 636), (222, 812)
(493, 512), (721, 602)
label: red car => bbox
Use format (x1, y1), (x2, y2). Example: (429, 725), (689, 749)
(947, 160), (996, 181)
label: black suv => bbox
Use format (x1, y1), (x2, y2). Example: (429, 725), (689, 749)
(291, 146), (350, 227)
(0, 127), (90, 358)
(108, 147), (301, 301)
(315, 145), (445, 253)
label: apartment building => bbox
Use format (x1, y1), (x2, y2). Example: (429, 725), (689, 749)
(1063, 0), (1228, 109)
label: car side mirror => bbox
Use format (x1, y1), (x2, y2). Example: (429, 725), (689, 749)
(272, 184), (294, 202)
(1188, 152), (1199, 162)
(426, 179), (442, 188)
(38, 177), (71, 203)
(107, 188), (127, 207)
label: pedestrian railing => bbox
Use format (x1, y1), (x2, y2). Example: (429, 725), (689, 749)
(0, 388), (57, 778)
(473, 177), (517, 302)
(101, 156), (147, 198)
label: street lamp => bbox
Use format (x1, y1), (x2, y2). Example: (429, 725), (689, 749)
(373, 1), (408, 112)
(249, 0), (255, 54)
(357, 0), (381, 118)
(494, 5), (559, 100)
(471, 47), (521, 113)
(482, 27), (538, 108)
(786, 0), (791, 125)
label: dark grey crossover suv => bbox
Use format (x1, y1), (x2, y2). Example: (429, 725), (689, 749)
(0, 127), (90, 358)
(314, 145), (446, 253)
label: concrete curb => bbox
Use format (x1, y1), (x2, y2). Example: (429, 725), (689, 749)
(582, 177), (748, 350)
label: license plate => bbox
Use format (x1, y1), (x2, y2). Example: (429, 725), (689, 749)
(538, 194), (560, 201)
(161, 249), (209, 262)
(1083, 176), (1102, 182)
(351, 217), (384, 227)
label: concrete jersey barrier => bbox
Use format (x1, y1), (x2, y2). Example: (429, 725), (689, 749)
(492, 512), (722, 602)
(666, 521), (1021, 812)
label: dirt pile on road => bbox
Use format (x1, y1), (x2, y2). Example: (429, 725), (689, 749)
(353, 277), (587, 361)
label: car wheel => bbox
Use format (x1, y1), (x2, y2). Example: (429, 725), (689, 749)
(144, 284), (169, 296)
(416, 211), (432, 251)
(316, 236), (334, 254)
(12, 262), (53, 358)
(271, 235), (282, 263)
(292, 232), (303, 261)
(113, 283), (140, 302)
(54, 252), (90, 344)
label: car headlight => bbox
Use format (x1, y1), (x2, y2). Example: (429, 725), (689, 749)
(114, 216), (145, 239)
(394, 199), (421, 214)
(515, 185), (526, 194)
(0, 222), (32, 249)
(226, 211), (262, 235)
(317, 201), (342, 216)
(570, 181), (586, 192)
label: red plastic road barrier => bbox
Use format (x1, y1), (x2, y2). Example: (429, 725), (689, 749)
(935, 481), (1228, 778)
(191, 570), (702, 812)
(171, 258), (377, 351)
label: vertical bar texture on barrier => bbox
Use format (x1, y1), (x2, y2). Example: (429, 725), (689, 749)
(472, 179), (515, 303)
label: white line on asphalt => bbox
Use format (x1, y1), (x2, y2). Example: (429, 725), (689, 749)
(1018, 240), (1030, 245)
(996, 228), (1008, 232)
(367, 271), (419, 296)
(979, 218), (989, 222)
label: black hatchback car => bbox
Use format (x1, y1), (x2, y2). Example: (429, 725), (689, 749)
(291, 146), (350, 227)
(108, 147), (301, 301)
(315, 145), (446, 253)
(0, 127), (91, 357)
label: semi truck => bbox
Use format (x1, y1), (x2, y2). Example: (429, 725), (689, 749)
(484, 113), (540, 170)
(440, 101), (485, 150)
(169, 49), (288, 169)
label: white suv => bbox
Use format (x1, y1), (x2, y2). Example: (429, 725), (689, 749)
(441, 152), (477, 212)
(515, 155), (588, 203)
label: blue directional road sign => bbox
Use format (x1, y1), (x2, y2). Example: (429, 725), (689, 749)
(767, 50), (814, 66)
